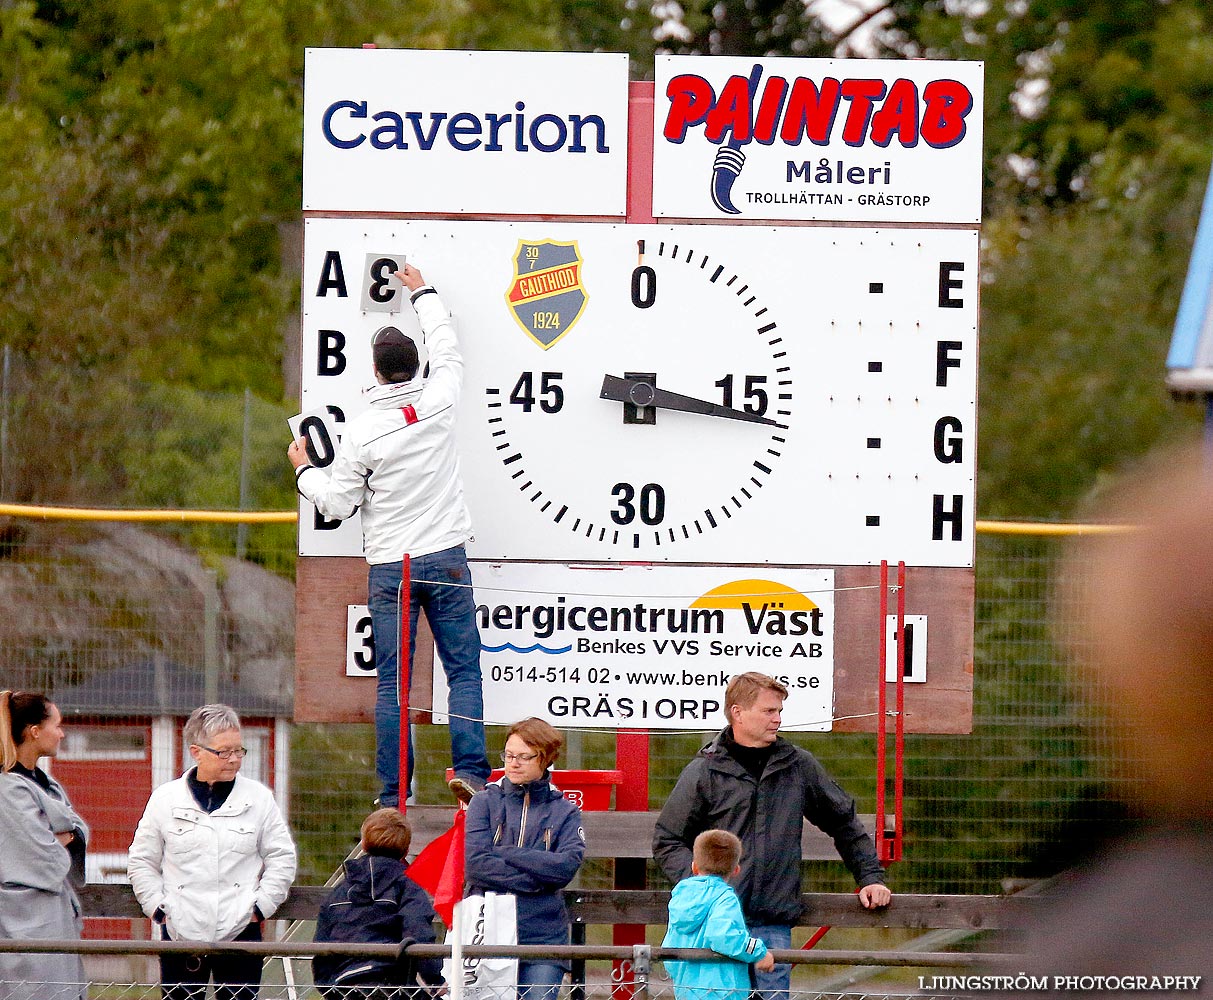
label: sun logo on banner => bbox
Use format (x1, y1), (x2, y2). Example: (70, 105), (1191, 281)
(691, 579), (819, 613)
(692, 578), (823, 641)
(504, 239), (588, 349)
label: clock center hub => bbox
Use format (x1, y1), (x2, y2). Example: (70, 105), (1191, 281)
(628, 380), (656, 406)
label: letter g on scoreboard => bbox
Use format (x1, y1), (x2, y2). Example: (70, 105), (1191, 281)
(505, 239), (588, 349)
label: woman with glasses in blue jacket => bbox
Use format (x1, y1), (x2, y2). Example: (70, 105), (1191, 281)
(464, 718), (586, 1000)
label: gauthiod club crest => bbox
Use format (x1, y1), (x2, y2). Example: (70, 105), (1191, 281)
(505, 240), (588, 349)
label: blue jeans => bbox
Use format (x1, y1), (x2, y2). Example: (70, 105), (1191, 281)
(518, 961), (565, 1000)
(747, 924), (791, 1000)
(368, 546), (490, 806)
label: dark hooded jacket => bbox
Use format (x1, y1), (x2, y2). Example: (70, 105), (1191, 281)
(313, 853), (444, 989)
(652, 729), (885, 925)
(464, 774), (586, 969)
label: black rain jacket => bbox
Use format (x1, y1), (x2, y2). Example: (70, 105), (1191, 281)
(652, 729), (886, 925)
(313, 853), (444, 990)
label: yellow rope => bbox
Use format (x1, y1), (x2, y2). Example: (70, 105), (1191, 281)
(0, 502), (1135, 535)
(975, 519), (1133, 536)
(0, 503), (297, 524)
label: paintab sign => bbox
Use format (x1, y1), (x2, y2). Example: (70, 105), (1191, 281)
(303, 48), (629, 216)
(431, 563), (836, 731)
(652, 55), (983, 224)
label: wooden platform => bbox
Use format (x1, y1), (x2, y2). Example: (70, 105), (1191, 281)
(401, 806), (889, 862)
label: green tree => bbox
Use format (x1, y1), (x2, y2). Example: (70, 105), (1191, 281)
(848, 2), (1213, 513)
(0, 0), (641, 509)
(978, 198), (1206, 518)
(5, 0), (1213, 519)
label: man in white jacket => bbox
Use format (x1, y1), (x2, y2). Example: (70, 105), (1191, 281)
(288, 263), (490, 807)
(128, 704), (296, 1000)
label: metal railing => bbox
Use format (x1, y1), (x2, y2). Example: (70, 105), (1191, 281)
(0, 940), (1013, 967)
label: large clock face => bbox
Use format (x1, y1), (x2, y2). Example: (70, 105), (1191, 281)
(300, 218), (978, 566)
(485, 235), (793, 552)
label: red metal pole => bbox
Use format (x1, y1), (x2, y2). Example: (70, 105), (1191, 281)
(893, 561), (906, 862)
(812, 563), (895, 950)
(802, 926), (831, 950)
(609, 80), (655, 1000)
(875, 561), (888, 863)
(612, 728), (649, 998)
(399, 553), (411, 814)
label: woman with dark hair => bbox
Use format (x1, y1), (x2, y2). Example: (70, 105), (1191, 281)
(464, 718), (586, 1000)
(0, 690), (89, 1000)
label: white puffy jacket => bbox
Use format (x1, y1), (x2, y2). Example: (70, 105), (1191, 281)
(296, 285), (474, 565)
(127, 772), (297, 942)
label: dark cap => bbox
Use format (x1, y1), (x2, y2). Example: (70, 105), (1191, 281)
(372, 326), (419, 383)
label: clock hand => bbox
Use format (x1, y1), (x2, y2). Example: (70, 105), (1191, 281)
(599, 374), (779, 426)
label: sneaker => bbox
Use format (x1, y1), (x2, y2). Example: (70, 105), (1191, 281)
(448, 775), (484, 804)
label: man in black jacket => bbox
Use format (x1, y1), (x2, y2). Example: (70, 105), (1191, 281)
(653, 671), (891, 1000)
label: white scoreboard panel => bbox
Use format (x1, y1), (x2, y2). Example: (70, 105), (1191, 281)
(299, 218), (977, 567)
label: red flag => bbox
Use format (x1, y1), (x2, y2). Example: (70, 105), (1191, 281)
(406, 808), (465, 928)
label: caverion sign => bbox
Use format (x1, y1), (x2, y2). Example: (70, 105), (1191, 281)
(295, 48), (982, 735)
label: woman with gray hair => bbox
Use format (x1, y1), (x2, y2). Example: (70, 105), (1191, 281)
(128, 704), (297, 1000)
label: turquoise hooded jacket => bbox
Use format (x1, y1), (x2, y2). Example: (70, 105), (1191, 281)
(661, 874), (769, 1000)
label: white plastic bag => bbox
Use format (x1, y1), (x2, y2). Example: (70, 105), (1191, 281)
(443, 891), (518, 1000)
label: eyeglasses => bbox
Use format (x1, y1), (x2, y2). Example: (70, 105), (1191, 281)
(197, 746), (248, 761)
(500, 750), (539, 764)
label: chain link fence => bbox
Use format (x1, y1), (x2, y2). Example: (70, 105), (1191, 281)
(0, 514), (1124, 898)
(0, 982), (977, 1000)
(0, 935), (1008, 1000)
(0, 328), (1136, 899)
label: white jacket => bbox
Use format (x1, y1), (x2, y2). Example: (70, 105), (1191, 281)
(127, 771), (297, 942)
(297, 286), (474, 565)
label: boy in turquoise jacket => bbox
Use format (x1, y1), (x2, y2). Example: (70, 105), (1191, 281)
(662, 830), (775, 1000)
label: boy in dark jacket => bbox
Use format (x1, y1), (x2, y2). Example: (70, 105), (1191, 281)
(662, 830), (773, 1000)
(314, 809), (444, 1000)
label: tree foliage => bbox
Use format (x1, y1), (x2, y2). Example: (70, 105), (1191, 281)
(854, 1), (1213, 514)
(0, 0), (635, 508)
(1, 0), (1211, 520)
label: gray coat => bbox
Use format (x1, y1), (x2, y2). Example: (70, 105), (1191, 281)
(0, 769), (90, 1000)
(652, 730), (885, 926)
